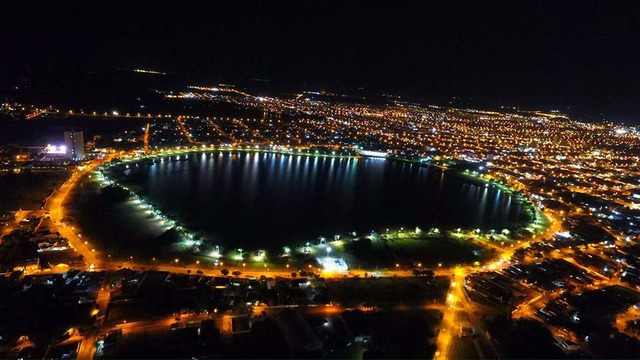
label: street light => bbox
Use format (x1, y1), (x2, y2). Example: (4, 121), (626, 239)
(326, 246), (331, 257)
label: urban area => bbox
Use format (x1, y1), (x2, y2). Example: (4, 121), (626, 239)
(1, 85), (640, 359)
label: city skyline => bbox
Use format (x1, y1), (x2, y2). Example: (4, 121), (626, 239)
(2, 0), (640, 123)
(2, 1), (640, 359)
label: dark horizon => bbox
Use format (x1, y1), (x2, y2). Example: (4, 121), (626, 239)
(2, 0), (640, 123)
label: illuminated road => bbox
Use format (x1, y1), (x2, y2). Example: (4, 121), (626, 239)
(77, 333), (97, 360)
(36, 110), (154, 120)
(435, 212), (560, 360)
(44, 157), (116, 269)
(37, 150), (563, 360)
(0, 210), (30, 242)
(615, 305), (640, 339)
(143, 123), (151, 151)
(176, 116), (197, 144)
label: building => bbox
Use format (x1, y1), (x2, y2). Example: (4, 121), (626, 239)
(273, 309), (323, 353)
(317, 256), (349, 272)
(64, 131), (84, 160)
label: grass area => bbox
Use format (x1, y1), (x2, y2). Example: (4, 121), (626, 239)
(326, 276), (449, 308)
(68, 169), (497, 272)
(69, 150), (539, 272)
(338, 233), (494, 270)
(0, 171), (68, 210)
(341, 308), (441, 359)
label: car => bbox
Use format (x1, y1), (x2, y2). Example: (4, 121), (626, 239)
(459, 322), (474, 337)
(554, 337), (580, 353)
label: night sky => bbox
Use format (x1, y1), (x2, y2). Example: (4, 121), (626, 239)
(2, 1), (640, 122)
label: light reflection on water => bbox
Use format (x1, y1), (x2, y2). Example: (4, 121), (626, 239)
(75, 151), (527, 251)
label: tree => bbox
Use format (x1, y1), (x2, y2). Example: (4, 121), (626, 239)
(221, 268), (229, 276)
(421, 269), (435, 279)
(344, 237), (373, 257)
(291, 272), (297, 278)
(156, 228), (181, 245)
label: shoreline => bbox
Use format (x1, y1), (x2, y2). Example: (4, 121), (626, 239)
(55, 147), (548, 275)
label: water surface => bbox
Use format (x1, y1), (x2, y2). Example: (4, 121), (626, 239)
(71, 151), (528, 254)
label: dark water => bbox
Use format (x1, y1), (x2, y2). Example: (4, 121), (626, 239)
(73, 151), (528, 252)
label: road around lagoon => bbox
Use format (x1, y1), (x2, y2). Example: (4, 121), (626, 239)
(38, 148), (558, 360)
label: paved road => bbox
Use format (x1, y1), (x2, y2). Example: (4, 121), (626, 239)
(38, 154), (563, 360)
(45, 162), (104, 267)
(0, 210), (31, 241)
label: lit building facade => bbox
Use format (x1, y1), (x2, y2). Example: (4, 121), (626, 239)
(64, 131), (84, 160)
